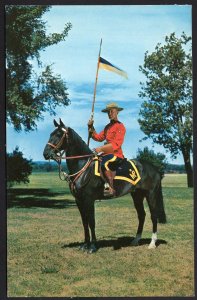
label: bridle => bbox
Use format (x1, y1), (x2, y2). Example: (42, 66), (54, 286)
(47, 127), (69, 154)
(47, 127), (95, 182)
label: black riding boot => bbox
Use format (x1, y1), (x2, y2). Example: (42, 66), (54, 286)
(103, 170), (116, 197)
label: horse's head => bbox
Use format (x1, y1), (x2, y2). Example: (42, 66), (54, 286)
(43, 119), (69, 161)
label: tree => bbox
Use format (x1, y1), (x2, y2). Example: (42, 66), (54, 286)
(138, 32), (193, 187)
(136, 147), (167, 178)
(7, 147), (33, 187)
(6, 5), (72, 131)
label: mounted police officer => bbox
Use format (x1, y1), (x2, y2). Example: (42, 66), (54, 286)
(88, 102), (126, 197)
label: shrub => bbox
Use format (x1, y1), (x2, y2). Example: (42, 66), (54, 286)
(7, 146), (33, 187)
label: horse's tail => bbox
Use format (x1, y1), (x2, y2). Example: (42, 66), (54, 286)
(156, 180), (167, 224)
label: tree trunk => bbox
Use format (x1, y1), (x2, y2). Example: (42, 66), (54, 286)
(182, 149), (193, 187)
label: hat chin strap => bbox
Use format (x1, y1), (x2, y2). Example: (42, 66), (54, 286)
(110, 119), (118, 123)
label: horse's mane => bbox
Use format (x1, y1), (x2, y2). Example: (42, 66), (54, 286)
(68, 127), (93, 154)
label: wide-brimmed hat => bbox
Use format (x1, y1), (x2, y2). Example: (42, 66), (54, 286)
(101, 102), (124, 113)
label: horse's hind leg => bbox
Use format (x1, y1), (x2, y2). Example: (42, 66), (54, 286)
(146, 188), (159, 249)
(130, 190), (146, 246)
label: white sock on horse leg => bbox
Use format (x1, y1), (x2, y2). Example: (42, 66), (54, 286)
(152, 232), (157, 241)
(148, 232), (157, 249)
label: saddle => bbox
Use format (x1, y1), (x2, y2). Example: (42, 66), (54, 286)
(94, 157), (141, 185)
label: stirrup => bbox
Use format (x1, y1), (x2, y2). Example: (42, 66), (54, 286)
(104, 184), (115, 197)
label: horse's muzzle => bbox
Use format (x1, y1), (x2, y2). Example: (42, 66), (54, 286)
(43, 145), (56, 160)
(43, 151), (50, 160)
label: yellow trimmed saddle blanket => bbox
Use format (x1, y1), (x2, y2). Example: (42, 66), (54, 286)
(94, 157), (141, 185)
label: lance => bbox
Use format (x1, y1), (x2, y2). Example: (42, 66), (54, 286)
(87, 38), (102, 146)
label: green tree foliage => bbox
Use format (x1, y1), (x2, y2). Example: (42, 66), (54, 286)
(138, 32), (193, 187)
(7, 147), (33, 187)
(136, 147), (167, 177)
(6, 5), (72, 131)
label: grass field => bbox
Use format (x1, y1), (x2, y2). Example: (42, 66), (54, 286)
(7, 172), (194, 297)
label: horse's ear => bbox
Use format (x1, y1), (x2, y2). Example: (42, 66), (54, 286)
(59, 118), (65, 127)
(54, 119), (59, 127)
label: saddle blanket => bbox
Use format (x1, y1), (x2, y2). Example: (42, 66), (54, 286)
(94, 157), (141, 185)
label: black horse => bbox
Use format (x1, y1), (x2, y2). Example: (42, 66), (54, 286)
(43, 119), (166, 253)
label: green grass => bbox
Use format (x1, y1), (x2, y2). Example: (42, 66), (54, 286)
(7, 173), (194, 297)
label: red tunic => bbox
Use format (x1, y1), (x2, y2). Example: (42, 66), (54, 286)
(92, 120), (126, 158)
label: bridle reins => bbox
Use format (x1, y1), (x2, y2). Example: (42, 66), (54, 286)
(47, 127), (95, 181)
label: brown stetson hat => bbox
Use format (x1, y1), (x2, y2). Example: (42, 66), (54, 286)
(101, 102), (124, 113)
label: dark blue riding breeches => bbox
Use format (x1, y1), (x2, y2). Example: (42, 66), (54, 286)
(100, 154), (123, 172)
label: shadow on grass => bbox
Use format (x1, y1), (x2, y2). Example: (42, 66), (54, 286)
(62, 236), (167, 251)
(7, 188), (76, 209)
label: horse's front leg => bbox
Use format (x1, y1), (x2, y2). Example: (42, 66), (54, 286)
(85, 198), (97, 253)
(88, 213), (97, 253)
(76, 198), (91, 251)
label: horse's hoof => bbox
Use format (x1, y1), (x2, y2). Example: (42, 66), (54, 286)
(131, 239), (140, 246)
(148, 242), (156, 249)
(79, 243), (89, 251)
(88, 244), (97, 254)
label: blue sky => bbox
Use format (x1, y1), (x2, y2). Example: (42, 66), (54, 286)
(6, 5), (192, 164)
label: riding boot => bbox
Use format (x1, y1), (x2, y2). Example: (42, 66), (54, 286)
(103, 170), (116, 197)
